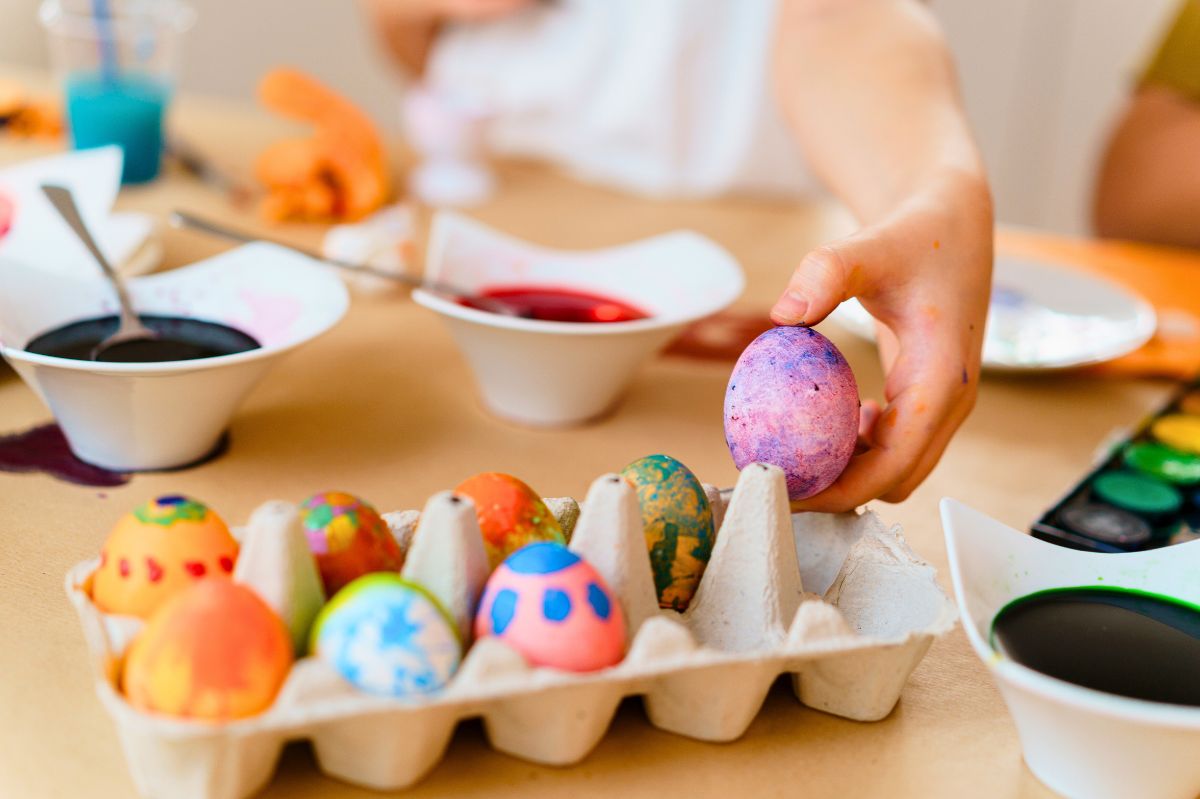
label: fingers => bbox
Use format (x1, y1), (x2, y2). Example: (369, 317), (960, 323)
(856, 399), (882, 454)
(877, 356), (979, 501)
(879, 390), (974, 502)
(790, 350), (971, 512)
(875, 321), (900, 373)
(770, 229), (893, 327)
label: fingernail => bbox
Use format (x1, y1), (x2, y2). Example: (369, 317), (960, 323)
(772, 291), (808, 325)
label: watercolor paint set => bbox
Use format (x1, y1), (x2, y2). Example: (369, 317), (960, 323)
(1032, 379), (1200, 552)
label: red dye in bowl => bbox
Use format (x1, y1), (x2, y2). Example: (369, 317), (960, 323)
(460, 286), (650, 324)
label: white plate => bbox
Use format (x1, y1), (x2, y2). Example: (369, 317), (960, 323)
(829, 254), (1157, 372)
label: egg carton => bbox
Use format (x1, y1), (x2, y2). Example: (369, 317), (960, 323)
(65, 464), (957, 799)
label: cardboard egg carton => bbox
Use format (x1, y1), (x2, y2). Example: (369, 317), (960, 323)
(65, 464), (957, 799)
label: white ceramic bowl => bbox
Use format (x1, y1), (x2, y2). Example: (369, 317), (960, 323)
(0, 242), (349, 471)
(941, 499), (1200, 799)
(413, 212), (744, 426)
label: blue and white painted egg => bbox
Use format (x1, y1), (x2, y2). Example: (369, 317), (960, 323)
(311, 573), (461, 697)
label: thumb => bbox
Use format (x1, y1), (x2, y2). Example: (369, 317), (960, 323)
(770, 231), (888, 326)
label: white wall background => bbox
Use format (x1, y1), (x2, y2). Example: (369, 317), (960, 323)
(932, 0), (1177, 232)
(0, 0), (1182, 234)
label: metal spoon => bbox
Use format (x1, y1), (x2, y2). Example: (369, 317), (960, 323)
(41, 184), (159, 360)
(168, 210), (529, 318)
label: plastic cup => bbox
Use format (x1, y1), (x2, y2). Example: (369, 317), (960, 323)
(39, 0), (195, 184)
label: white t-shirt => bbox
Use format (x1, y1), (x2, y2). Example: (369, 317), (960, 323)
(427, 0), (819, 198)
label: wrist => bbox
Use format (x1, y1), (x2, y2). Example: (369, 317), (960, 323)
(886, 162), (994, 237)
(931, 163), (993, 222)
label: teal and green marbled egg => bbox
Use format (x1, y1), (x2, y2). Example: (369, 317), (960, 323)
(620, 454), (716, 611)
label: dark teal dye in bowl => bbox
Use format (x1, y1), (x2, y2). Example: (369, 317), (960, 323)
(992, 586), (1200, 706)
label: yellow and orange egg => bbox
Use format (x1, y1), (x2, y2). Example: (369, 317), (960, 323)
(121, 579), (293, 720)
(91, 495), (239, 619)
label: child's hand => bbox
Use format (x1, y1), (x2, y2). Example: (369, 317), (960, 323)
(771, 169), (993, 512)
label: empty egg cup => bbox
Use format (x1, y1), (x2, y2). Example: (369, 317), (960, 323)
(413, 212), (745, 427)
(942, 499), (1200, 799)
(0, 242), (349, 471)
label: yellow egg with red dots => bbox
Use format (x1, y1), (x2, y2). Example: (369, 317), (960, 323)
(91, 495), (239, 619)
(121, 579), (293, 720)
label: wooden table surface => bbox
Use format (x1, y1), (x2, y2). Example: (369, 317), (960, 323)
(0, 74), (1173, 798)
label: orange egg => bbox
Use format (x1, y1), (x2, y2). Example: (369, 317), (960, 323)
(454, 473), (566, 569)
(298, 491), (404, 595)
(121, 579), (293, 720)
(92, 495), (239, 619)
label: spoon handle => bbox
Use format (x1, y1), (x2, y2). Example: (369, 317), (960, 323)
(169, 211), (425, 288)
(169, 211), (524, 317)
(41, 184), (141, 330)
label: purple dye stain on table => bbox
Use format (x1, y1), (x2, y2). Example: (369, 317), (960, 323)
(724, 326), (860, 501)
(0, 423), (129, 487)
(0, 423), (231, 486)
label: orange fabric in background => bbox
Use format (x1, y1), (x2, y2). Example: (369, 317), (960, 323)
(997, 227), (1200, 379)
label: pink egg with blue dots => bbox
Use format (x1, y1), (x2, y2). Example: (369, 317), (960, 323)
(474, 542), (625, 672)
(724, 326), (860, 501)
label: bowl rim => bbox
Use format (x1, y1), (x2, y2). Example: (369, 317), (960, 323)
(412, 288), (738, 336)
(1, 324), (337, 374)
(0, 247), (350, 375)
(412, 229), (746, 336)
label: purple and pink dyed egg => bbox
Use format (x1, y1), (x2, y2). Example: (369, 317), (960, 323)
(474, 542), (625, 672)
(724, 326), (859, 501)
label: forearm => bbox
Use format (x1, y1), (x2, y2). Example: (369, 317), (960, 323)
(1094, 86), (1200, 249)
(773, 0), (988, 223)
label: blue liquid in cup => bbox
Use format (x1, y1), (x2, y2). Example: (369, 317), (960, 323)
(65, 72), (170, 184)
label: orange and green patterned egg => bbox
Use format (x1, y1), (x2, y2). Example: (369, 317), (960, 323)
(621, 454), (716, 611)
(91, 495), (239, 619)
(454, 473), (566, 570)
(121, 579), (293, 720)
(299, 491), (404, 596)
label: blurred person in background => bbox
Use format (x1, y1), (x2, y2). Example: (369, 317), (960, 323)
(363, 0), (994, 512)
(1095, 0), (1200, 249)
